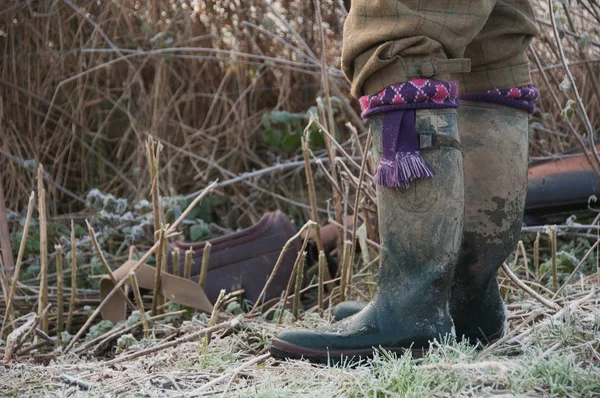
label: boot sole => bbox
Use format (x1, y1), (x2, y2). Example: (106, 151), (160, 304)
(270, 338), (427, 365)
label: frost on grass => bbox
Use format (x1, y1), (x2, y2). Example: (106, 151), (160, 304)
(2, 289), (599, 397)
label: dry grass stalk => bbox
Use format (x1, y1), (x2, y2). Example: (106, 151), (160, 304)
(64, 181), (218, 352)
(151, 226), (166, 316)
(301, 130), (329, 284)
(554, 239), (600, 297)
(1, 191), (35, 338)
(128, 271), (149, 338)
(184, 248), (194, 279)
(339, 240), (352, 302)
(347, 130), (373, 285)
(0, 177), (14, 273)
(128, 246), (138, 261)
(201, 289), (226, 351)
(103, 317), (241, 367)
(292, 252), (306, 319)
(2, 305), (51, 364)
(55, 245), (64, 336)
(86, 220), (136, 311)
(278, 230), (311, 324)
(534, 232), (541, 281)
(146, 138), (164, 234)
(66, 220), (77, 331)
(549, 225), (558, 292)
(250, 220), (316, 314)
(74, 309), (186, 355)
(199, 242), (212, 289)
(37, 165), (49, 333)
(318, 250), (326, 317)
(172, 248), (180, 277)
(517, 240), (530, 279)
(193, 352), (271, 394)
(501, 262), (560, 311)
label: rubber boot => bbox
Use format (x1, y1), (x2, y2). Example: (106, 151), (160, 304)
(450, 101), (529, 343)
(330, 102), (529, 345)
(270, 109), (464, 363)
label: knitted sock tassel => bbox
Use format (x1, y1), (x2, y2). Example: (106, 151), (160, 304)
(375, 110), (434, 188)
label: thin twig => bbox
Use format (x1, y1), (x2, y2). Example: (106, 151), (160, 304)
(129, 272), (149, 338)
(501, 262), (560, 311)
(102, 317), (241, 367)
(66, 220), (78, 331)
(199, 242), (212, 289)
(1, 191), (35, 338)
(55, 245), (64, 336)
(37, 165), (49, 333)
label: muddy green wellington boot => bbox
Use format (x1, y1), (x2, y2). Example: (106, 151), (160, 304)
(331, 102), (529, 345)
(270, 108), (464, 363)
(449, 101), (529, 343)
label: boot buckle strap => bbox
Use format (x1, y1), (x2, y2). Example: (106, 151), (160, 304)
(419, 132), (461, 151)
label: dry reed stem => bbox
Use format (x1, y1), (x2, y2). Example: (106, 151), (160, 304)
(66, 220), (77, 331)
(301, 130), (327, 283)
(86, 220), (136, 311)
(64, 181), (218, 352)
(2, 305), (51, 364)
(534, 232), (541, 281)
(193, 352), (270, 394)
(74, 309), (187, 355)
(151, 226), (166, 316)
(102, 317), (241, 367)
(292, 252), (306, 319)
(501, 262), (560, 311)
(318, 250), (326, 317)
(1, 191), (35, 338)
(55, 245), (64, 336)
(348, 129), (373, 284)
(172, 248), (180, 277)
(128, 272), (149, 338)
(278, 230), (311, 324)
(0, 177), (13, 272)
(2, 313), (36, 364)
(201, 289), (226, 351)
(37, 165), (49, 333)
(554, 239), (600, 297)
(278, 253), (305, 323)
(548, 0), (600, 172)
(199, 242), (212, 289)
(517, 240), (530, 279)
(249, 220), (316, 314)
(313, 0), (343, 258)
(549, 225), (558, 292)
(339, 240), (352, 302)
(184, 248), (194, 279)
(128, 246), (137, 261)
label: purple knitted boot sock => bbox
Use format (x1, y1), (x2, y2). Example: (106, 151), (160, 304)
(460, 85), (539, 113)
(360, 78), (459, 188)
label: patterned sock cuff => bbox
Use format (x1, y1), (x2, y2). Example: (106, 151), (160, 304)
(359, 78), (460, 118)
(459, 85), (539, 113)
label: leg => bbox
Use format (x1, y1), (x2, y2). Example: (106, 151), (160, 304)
(342, 0), (497, 97)
(271, 110), (464, 363)
(450, 0), (538, 342)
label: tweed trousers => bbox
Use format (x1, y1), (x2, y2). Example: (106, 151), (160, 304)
(342, 0), (539, 98)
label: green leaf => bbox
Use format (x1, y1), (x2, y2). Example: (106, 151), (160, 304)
(190, 223), (208, 241)
(262, 128), (282, 148)
(282, 132), (302, 153)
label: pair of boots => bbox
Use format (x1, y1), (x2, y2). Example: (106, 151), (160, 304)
(270, 102), (529, 363)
